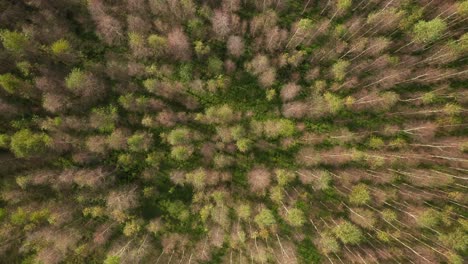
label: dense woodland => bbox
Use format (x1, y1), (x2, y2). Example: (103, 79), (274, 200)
(0, 0), (467, 263)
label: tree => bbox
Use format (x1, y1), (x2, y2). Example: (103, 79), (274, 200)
(413, 18), (447, 43)
(333, 221), (363, 245)
(104, 255), (121, 264)
(170, 146), (193, 161)
(147, 34), (167, 56)
(280, 83), (301, 102)
(50, 39), (70, 55)
(318, 233), (340, 254)
(123, 219), (142, 237)
(203, 104), (235, 124)
(263, 119), (295, 139)
(227, 35), (244, 57)
(349, 184), (370, 205)
(127, 132), (153, 152)
(275, 169), (295, 186)
(286, 18), (314, 49)
(0, 30), (29, 54)
(212, 10), (230, 39)
(236, 203), (251, 220)
(0, 134), (9, 148)
(331, 59), (350, 81)
(90, 106), (118, 133)
(324, 92), (343, 114)
(10, 129), (51, 158)
(368, 136), (385, 149)
(417, 209), (441, 228)
(207, 56), (223, 75)
(0, 73), (22, 94)
(254, 208), (276, 228)
(439, 228), (467, 251)
(167, 128), (191, 145)
(167, 28), (191, 61)
(185, 169), (206, 190)
(285, 208), (305, 227)
(248, 166), (272, 193)
(194, 41), (210, 56)
(236, 138), (251, 152)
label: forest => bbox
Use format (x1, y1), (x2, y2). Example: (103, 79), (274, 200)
(0, 0), (467, 263)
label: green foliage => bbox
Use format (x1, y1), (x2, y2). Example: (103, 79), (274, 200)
(50, 39), (70, 55)
(413, 18), (447, 43)
(438, 228), (467, 251)
(170, 146), (192, 161)
(179, 63), (193, 82)
(0, 30), (29, 54)
(236, 203), (251, 220)
(0, 73), (21, 93)
(254, 208), (276, 227)
(236, 138), (252, 152)
(318, 233), (340, 254)
(275, 169), (295, 186)
(263, 119), (295, 139)
(10, 208), (28, 225)
(186, 169), (206, 190)
(447, 252), (463, 264)
(333, 221), (363, 245)
(457, 1), (468, 17)
(349, 184), (370, 205)
(331, 60), (350, 81)
(324, 92), (343, 114)
(381, 209), (397, 223)
(285, 208), (305, 227)
(127, 132), (152, 152)
(417, 209), (441, 228)
(204, 104), (235, 124)
(194, 41), (210, 56)
(368, 136), (385, 149)
(10, 129), (51, 158)
(160, 200), (190, 222)
(207, 56), (223, 75)
(337, 0), (352, 11)
(65, 68), (85, 90)
(91, 106), (118, 133)
(123, 219), (141, 236)
(103, 255), (121, 264)
(297, 19), (313, 31)
(0, 2), (466, 263)
(0, 208), (5, 221)
(147, 34), (167, 55)
(167, 128), (191, 145)
(0, 134), (10, 148)
(297, 238), (322, 264)
(16, 61), (31, 76)
(377, 231), (391, 243)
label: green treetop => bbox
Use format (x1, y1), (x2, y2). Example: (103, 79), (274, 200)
(0, 30), (29, 54)
(413, 18), (447, 43)
(285, 208), (305, 227)
(0, 73), (22, 94)
(51, 39), (70, 55)
(349, 184), (371, 205)
(254, 208), (276, 228)
(333, 221), (363, 245)
(10, 129), (51, 158)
